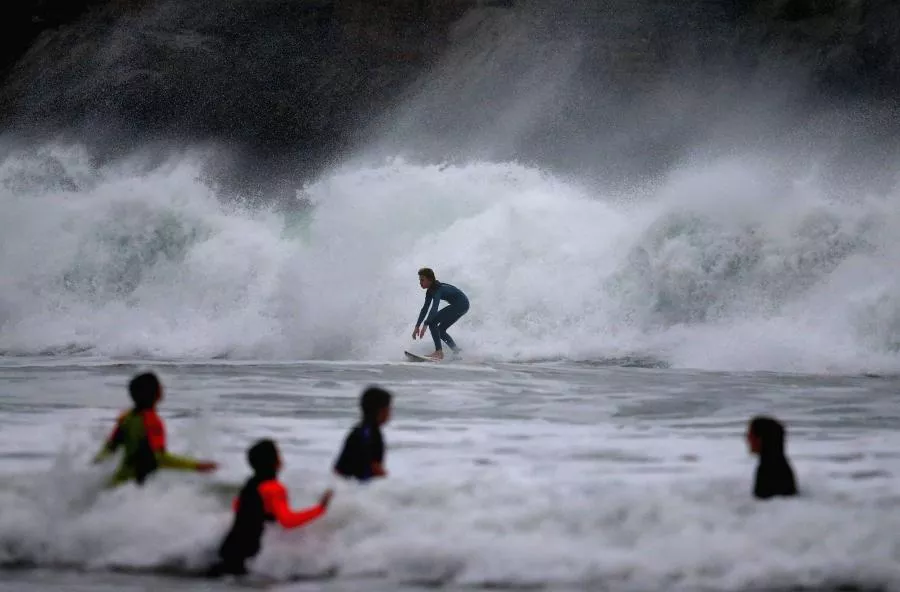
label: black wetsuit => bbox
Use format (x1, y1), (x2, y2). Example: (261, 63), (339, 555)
(754, 452), (797, 499)
(333, 422), (384, 482)
(210, 474), (274, 576)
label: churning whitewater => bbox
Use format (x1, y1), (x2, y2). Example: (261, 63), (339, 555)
(1, 361), (900, 592)
(2, 144), (900, 374)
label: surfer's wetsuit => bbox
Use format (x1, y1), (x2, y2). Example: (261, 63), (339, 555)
(417, 281), (470, 352)
(210, 440), (328, 577)
(333, 421), (385, 482)
(94, 408), (204, 486)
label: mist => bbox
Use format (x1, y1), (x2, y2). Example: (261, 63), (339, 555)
(359, 0), (900, 195)
(2, 0), (900, 194)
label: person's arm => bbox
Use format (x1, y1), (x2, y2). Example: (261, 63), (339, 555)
(371, 461), (387, 477)
(144, 412), (217, 472)
(415, 293), (433, 327)
(157, 451), (218, 472)
(260, 482), (333, 529)
(413, 292), (435, 339)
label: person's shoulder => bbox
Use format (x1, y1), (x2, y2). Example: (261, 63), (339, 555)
(361, 423), (383, 443)
(257, 479), (288, 509)
(142, 409), (165, 426)
(359, 421), (379, 433)
(343, 423), (365, 442)
(258, 479), (286, 495)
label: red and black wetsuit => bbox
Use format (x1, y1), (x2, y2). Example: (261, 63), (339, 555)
(211, 474), (326, 576)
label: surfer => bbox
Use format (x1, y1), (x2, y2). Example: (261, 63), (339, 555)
(746, 415), (798, 499)
(333, 386), (392, 482)
(412, 267), (469, 361)
(210, 439), (333, 577)
(93, 372), (218, 486)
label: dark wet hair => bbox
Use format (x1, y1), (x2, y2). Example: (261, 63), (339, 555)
(361, 386), (392, 422)
(129, 372), (161, 411)
(247, 438), (279, 477)
(749, 416), (786, 455)
(418, 267), (435, 282)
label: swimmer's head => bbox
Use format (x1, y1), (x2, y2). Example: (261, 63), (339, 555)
(129, 372), (162, 411)
(747, 415), (786, 456)
(361, 386), (392, 425)
(247, 438), (281, 478)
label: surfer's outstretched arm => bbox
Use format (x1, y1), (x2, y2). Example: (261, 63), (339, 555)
(424, 286), (442, 325)
(413, 293), (434, 338)
(416, 294), (433, 326)
(414, 269), (446, 338)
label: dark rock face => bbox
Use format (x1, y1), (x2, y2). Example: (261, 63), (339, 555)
(0, 1), (97, 78)
(741, 0), (900, 97)
(0, 1), (477, 185)
(1, 0), (899, 189)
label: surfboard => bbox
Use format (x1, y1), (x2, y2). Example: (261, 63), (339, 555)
(404, 350), (435, 363)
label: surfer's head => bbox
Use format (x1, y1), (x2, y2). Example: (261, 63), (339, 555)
(747, 416), (786, 456)
(247, 438), (281, 479)
(129, 372), (162, 411)
(418, 267), (435, 289)
(361, 386), (392, 425)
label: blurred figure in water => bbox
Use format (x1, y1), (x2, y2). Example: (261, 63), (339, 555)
(333, 386), (392, 482)
(94, 372), (217, 486)
(210, 438), (333, 577)
(746, 415), (798, 499)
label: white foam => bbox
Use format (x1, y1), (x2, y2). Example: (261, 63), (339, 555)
(1, 409), (899, 591)
(2, 145), (900, 373)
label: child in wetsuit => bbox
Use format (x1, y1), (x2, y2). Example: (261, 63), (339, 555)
(333, 386), (392, 481)
(746, 415), (798, 499)
(93, 372), (217, 486)
(211, 439), (333, 577)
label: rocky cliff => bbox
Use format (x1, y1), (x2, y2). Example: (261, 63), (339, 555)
(1, 0), (898, 188)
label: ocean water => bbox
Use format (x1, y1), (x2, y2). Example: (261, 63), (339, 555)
(3, 144), (900, 591)
(0, 358), (899, 592)
(3, 145), (900, 373)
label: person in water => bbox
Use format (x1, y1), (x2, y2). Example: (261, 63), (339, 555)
(210, 439), (333, 577)
(333, 386), (392, 482)
(93, 372), (218, 486)
(412, 267), (470, 361)
(746, 415), (798, 499)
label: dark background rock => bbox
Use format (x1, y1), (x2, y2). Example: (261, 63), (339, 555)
(1, 0), (899, 194)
